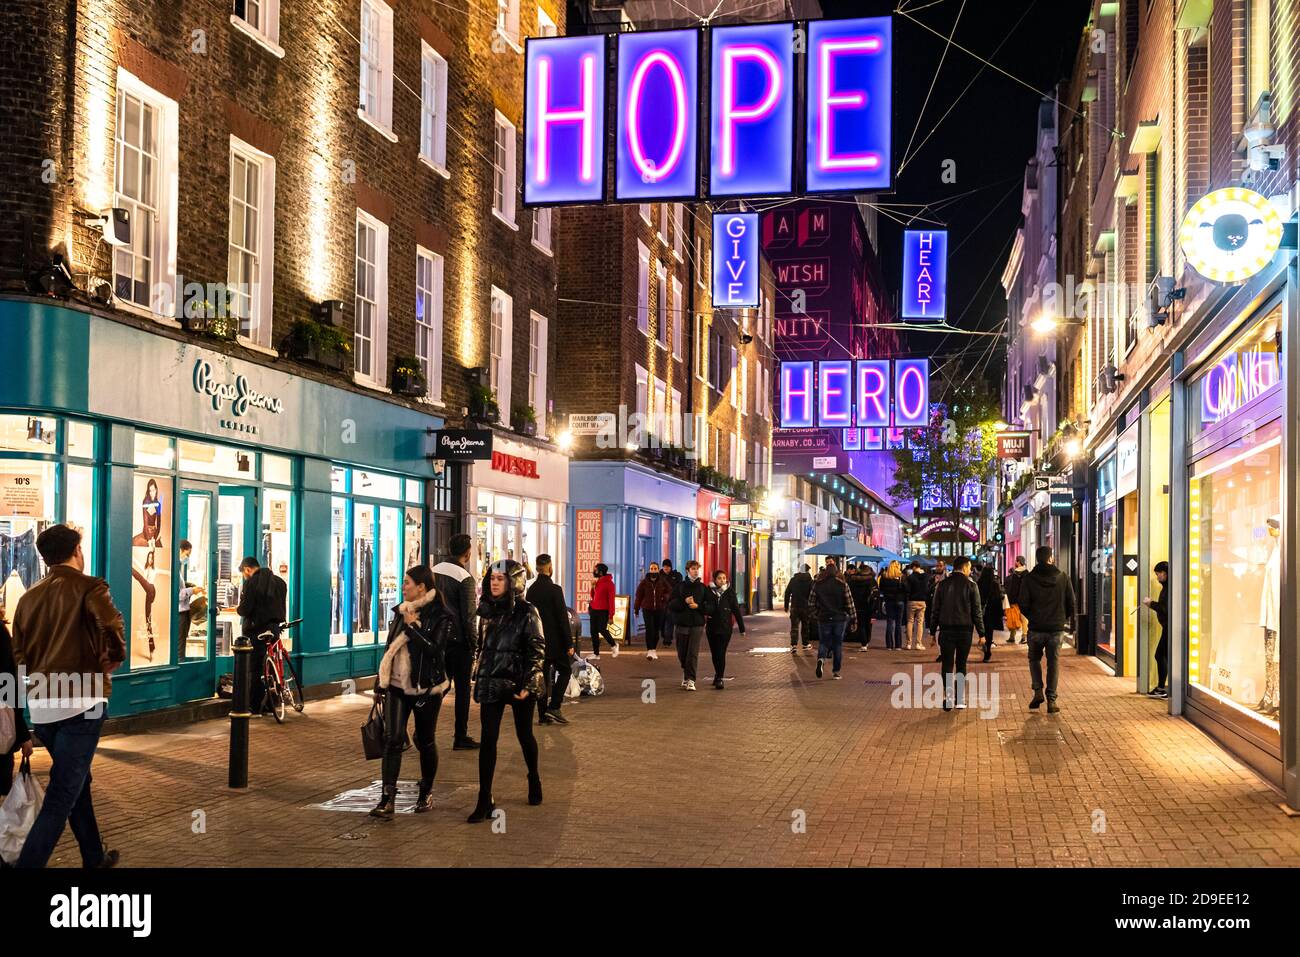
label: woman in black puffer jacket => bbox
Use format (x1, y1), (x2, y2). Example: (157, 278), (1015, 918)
(468, 559), (546, 823)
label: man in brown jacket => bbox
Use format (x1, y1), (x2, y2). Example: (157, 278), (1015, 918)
(10, 524), (124, 869)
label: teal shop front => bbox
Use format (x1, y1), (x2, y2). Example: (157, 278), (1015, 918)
(0, 300), (443, 717)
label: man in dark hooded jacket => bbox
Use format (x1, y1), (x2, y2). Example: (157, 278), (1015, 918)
(783, 564), (814, 650)
(1017, 545), (1076, 713)
(526, 554), (574, 724)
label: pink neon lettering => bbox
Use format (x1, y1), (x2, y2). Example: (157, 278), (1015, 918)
(898, 365), (925, 420)
(858, 364), (887, 422)
(627, 51), (689, 182)
(817, 37), (883, 172)
(536, 54), (597, 184)
(720, 44), (783, 177)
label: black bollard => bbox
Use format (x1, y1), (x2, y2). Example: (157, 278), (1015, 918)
(228, 634), (253, 789)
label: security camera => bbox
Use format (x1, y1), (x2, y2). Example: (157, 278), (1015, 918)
(85, 208), (131, 246)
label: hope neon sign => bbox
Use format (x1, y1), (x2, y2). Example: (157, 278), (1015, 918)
(712, 212), (759, 307)
(779, 359), (930, 430)
(616, 29), (700, 201)
(525, 34), (607, 205)
(524, 17), (893, 205)
(901, 230), (947, 320)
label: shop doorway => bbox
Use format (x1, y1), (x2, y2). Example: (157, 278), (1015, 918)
(1120, 490), (1140, 675)
(176, 484), (217, 702)
(215, 486), (258, 664)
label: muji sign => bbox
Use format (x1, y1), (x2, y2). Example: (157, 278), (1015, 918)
(713, 212), (759, 306)
(524, 16), (893, 205)
(901, 230), (947, 320)
(779, 359), (929, 430)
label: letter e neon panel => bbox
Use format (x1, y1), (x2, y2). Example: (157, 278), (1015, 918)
(805, 16), (892, 193)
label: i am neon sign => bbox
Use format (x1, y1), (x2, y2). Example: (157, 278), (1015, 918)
(524, 34), (607, 205)
(712, 212), (759, 307)
(779, 359), (931, 429)
(901, 230), (947, 320)
(616, 29), (700, 201)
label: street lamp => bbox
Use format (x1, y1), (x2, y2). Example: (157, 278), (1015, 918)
(1030, 314), (1085, 335)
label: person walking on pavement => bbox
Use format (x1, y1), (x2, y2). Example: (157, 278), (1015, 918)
(927, 559), (949, 659)
(784, 563), (815, 652)
(928, 555), (984, 711)
(847, 564), (874, 648)
(587, 563), (618, 659)
(634, 562), (673, 661)
(1004, 555), (1028, 643)
(370, 566), (453, 819)
(705, 570), (745, 689)
(526, 555), (574, 724)
(236, 556), (287, 715)
(810, 559), (857, 680)
(9, 524), (123, 868)
(1017, 545), (1076, 714)
(432, 533), (479, 751)
(661, 560), (682, 648)
(903, 561), (929, 651)
(878, 561), (907, 650)
(467, 560), (545, 824)
(1142, 561), (1170, 698)
(669, 560), (715, 691)
(0, 620), (32, 798)
(976, 563), (1005, 662)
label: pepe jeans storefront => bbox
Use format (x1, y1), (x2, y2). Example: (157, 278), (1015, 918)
(0, 301), (441, 717)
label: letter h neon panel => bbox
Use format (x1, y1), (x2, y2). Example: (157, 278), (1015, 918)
(524, 35), (607, 205)
(818, 361), (852, 427)
(712, 212), (759, 307)
(780, 362), (814, 429)
(902, 230), (947, 320)
(805, 17), (892, 193)
(855, 359), (890, 427)
(709, 23), (796, 198)
(616, 30), (700, 201)
(893, 359), (929, 428)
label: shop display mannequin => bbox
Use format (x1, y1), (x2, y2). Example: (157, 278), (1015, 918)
(1257, 516), (1281, 718)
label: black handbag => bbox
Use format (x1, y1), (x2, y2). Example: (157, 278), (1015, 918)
(361, 697), (386, 760)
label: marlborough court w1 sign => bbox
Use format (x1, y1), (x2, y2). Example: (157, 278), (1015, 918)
(523, 16), (893, 205)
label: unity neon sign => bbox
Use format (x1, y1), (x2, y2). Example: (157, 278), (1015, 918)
(780, 359), (930, 430)
(524, 16), (893, 205)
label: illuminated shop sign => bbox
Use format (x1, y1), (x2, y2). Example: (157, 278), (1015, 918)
(1180, 187), (1284, 283)
(1199, 343), (1280, 424)
(921, 481), (982, 513)
(917, 519), (980, 541)
(709, 22), (796, 197)
(524, 34), (608, 205)
(712, 212), (759, 306)
(901, 230), (947, 319)
(804, 16), (892, 194)
(615, 29), (700, 201)
(778, 359), (930, 429)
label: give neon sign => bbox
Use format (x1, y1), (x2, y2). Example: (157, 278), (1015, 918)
(525, 34), (607, 205)
(779, 359), (930, 430)
(712, 212), (759, 307)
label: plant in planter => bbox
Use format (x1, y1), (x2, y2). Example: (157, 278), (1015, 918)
(470, 384), (500, 423)
(284, 319), (351, 371)
(391, 355), (428, 397)
(180, 286), (239, 340)
(513, 405), (538, 436)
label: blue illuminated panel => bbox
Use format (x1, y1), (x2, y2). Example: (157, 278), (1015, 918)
(616, 30), (700, 201)
(780, 361), (814, 428)
(901, 230), (947, 320)
(805, 16), (892, 193)
(525, 35), (608, 205)
(817, 360), (852, 427)
(854, 359), (890, 427)
(863, 427), (884, 450)
(893, 359), (930, 427)
(842, 427), (861, 451)
(709, 23), (796, 197)
(712, 212), (759, 307)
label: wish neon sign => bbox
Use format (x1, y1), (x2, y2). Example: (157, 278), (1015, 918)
(523, 16), (893, 205)
(713, 212), (759, 307)
(780, 359), (930, 430)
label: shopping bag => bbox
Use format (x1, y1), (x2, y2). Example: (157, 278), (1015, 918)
(0, 707), (15, 754)
(0, 756), (44, 865)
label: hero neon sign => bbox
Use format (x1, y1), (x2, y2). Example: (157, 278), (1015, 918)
(523, 16), (893, 206)
(901, 230), (947, 320)
(713, 212), (759, 307)
(778, 359), (931, 429)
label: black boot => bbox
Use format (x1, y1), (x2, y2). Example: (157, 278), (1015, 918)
(467, 795), (495, 824)
(414, 781), (434, 813)
(528, 774), (543, 806)
(370, 785), (396, 820)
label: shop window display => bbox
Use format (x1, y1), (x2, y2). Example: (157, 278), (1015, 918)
(180, 495), (211, 661)
(1188, 420), (1281, 724)
(214, 492), (246, 657)
(330, 496), (348, 647)
(0, 460), (56, 627)
(404, 506), (423, 569)
(353, 502), (376, 644)
(262, 488), (293, 646)
(130, 474), (173, 668)
(378, 506), (400, 630)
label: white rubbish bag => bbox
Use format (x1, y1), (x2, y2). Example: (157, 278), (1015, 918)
(566, 655), (605, 698)
(0, 756), (44, 865)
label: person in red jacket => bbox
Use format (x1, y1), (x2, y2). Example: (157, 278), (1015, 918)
(588, 563), (618, 659)
(634, 562), (673, 661)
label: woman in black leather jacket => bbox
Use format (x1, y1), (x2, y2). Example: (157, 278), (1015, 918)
(468, 559), (545, 823)
(370, 565), (451, 819)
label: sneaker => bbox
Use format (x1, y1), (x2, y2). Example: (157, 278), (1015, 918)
(1028, 694), (1044, 710)
(816, 658), (824, 678)
(1148, 687), (1168, 698)
(539, 713), (555, 725)
(681, 679), (689, 689)
(1046, 701), (1060, 714)
(942, 698), (953, 712)
(685, 680), (696, 691)
(790, 646), (798, 654)
(453, 737), (480, 751)
(611, 643), (620, 658)
(955, 701), (968, 710)
(647, 649), (658, 660)
(833, 672), (842, 680)
(549, 711), (569, 725)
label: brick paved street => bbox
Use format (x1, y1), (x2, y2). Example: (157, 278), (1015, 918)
(25, 612), (1300, 867)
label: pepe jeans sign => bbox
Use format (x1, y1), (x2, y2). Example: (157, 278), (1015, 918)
(191, 360), (284, 436)
(433, 429), (494, 462)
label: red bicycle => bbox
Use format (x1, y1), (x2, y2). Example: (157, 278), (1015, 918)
(261, 619), (305, 723)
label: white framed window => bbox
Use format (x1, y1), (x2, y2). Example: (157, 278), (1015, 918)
(496, 0), (521, 50)
(729, 346), (738, 406)
(354, 210), (388, 387)
(739, 355), (748, 416)
(532, 208), (552, 254)
(673, 204), (685, 261)
(635, 364), (649, 435)
(659, 204), (669, 244)
(656, 261), (668, 348)
(420, 43), (448, 174)
(358, 0), (395, 139)
(536, 5), (556, 37)
(228, 137), (276, 349)
(737, 437), (746, 481)
(492, 111), (517, 227)
(529, 311), (549, 435)
(231, 0), (283, 56)
(415, 247), (444, 402)
(729, 433), (737, 479)
(637, 240), (651, 335)
(639, 203), (652, 225)
(696, 231), (707, 289)
(670, 387), (682, 446)
(653, 379), (667, 444)
(696, 416), (708, 466)
(113, 69), (179, 320)
(489, 286), (514, 425)
(695, 314), (708, 381)
(671, 277), (684, 359)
